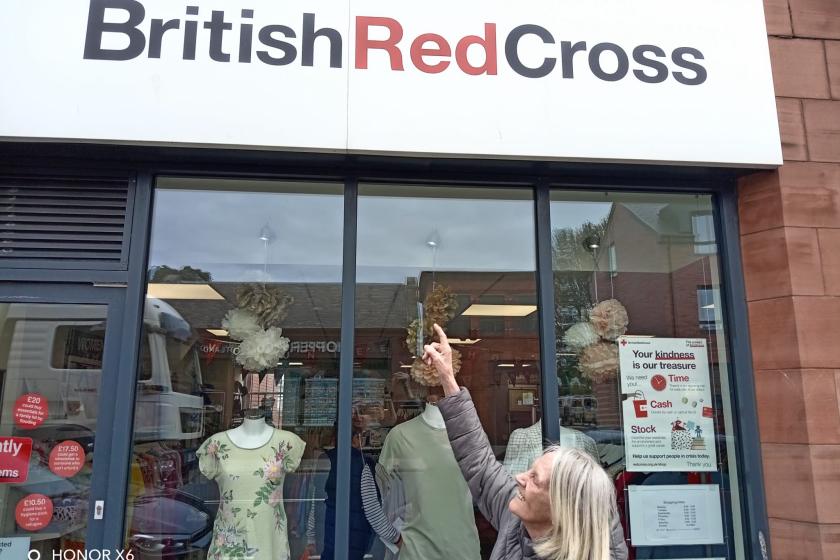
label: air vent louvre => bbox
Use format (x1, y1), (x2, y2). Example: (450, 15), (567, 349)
(0, 177), (131, 268)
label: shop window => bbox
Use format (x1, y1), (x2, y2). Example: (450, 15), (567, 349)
(550, 191), (742, 559)
(354, 184), (539, 559)
(0, 303), (109, 556)
(124, 179), (344, 560)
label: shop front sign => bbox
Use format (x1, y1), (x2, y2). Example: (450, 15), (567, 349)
(0, 0), (781, 166)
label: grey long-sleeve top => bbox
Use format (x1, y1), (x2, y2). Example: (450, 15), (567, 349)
(438, 387), (629, 560)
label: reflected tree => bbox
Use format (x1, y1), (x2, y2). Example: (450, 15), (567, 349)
(149, 265), (212, 283)
(552, 219), (607, 396)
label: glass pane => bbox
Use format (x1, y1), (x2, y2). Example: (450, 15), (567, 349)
(350, 184), (539, 560)
(550, 191), (744, 559)
(125, 179), (343, 560)
(0, 303), (108, 556)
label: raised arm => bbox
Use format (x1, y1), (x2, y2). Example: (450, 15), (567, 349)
(437, 387), (517, 529)
(423, 324), (517, 529)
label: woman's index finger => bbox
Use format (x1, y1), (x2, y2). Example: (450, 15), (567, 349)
(433, 323), (449, 345)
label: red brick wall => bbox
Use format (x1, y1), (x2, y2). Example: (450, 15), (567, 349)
(739, 1), (840, 557)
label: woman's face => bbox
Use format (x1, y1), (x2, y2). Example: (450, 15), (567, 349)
(509, 452), (553, 528)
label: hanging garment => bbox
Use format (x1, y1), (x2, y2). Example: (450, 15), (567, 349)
(503, 420), (600, 476)
(376, 415), (481, 560)
(197, 429), (305, 560)
(320, 448), (379, 560)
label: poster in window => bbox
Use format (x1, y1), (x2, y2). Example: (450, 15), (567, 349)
(618, 337), (717, 472)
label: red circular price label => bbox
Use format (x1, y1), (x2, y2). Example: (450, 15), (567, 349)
(49, 441), (85, 478)
(13, 393), (48, 430)
(15, 493), (53, 531)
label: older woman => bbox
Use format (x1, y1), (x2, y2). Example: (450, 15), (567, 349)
(423, 324), (629, 560)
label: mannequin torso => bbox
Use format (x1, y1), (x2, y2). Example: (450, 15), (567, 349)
(377, 402), (481, 560)
(420, 402), (445, 430)
(226, 415), (275, 449)
(197, 415), (306, 560)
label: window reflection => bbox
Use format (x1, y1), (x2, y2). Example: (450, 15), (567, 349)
(124, 180), (745, 560)
(550, 191), (742, 559)
(126, 180), (343, 560)
(352, 185), (540, 560)
(0, 303), (107, 558)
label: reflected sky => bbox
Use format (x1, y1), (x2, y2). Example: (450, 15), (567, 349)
(149, 188), (612, 283)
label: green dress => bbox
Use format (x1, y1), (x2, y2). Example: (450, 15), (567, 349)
(197, 429), (305, 560)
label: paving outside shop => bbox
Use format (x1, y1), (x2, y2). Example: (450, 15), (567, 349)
(0, 1), (838, 559)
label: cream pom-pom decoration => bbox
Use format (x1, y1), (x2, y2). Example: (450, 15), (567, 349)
(410, 348), (462, 386)
(578, 342), (619, 383)
(222, 308), (261, 341)
(236, 327), (290, 372)
(563, 321), (600, 352)
(589, 299), (629, 341)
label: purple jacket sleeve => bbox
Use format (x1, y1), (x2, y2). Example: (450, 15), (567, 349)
(438, 387), (517, 531)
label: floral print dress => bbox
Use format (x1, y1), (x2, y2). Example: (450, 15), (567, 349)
(197, 429), (306, 560)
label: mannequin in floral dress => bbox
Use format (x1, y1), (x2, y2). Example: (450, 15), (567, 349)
(197, 409), (306, 560)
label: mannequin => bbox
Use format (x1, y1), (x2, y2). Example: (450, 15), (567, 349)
(197, 408), (306, 560)
(227, 408), (274, 448)
(503, 419), (599, 476)
(376, 390), (481, 560)
(314, 406), (401, 560)
(421, 394), (445, 429)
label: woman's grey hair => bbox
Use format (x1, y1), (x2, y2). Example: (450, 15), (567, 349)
(533, 445), (615, 560)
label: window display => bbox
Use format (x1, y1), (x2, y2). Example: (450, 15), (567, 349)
(352, 185), (541, 559)
(124, 179), (344, 560)
(550, 191), (743, 559)
(121, 180), (747, 560)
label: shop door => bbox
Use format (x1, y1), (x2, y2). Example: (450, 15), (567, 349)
(0, 283), (126, 558)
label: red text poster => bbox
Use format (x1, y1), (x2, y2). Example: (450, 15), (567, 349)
(0, 437), (32, 484)
(618, 337), (717, 472)
(15, 494), (52, 531)
(49, 441), (85, 478)
(13, 394), (48, 430)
